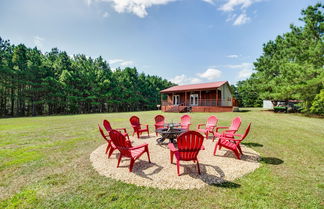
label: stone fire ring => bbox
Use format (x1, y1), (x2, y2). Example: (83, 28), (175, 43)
(90, 134), (260, 190)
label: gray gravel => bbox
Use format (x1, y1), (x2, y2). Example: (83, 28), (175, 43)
(90, 134), (260, 190)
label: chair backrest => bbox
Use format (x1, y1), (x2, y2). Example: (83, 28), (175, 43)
(239, 123), (252, 142)
(229, 116), (241, 131)
(180, 114), (191, 127)
(98, 125), (109, 142)
(154, 115), (165, 126)
(177, 131), (204, 160)
(206, 116), (218, 130)
(130, 116), (141, 130)
(103, 120), (112, 132)
(109, 129), (132, 156)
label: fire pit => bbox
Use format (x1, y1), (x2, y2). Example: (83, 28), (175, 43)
(156, 123), (186, 144)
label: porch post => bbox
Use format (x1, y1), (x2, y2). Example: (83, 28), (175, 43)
(216, 89), (218, 107)
(199, 91), (201, 106)
(185, 91), (187, 106)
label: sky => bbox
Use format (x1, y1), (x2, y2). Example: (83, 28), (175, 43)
(0, 0), (318, 85)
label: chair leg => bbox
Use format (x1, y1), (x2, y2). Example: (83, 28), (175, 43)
(213, 143), (218, 156)
(176, 160), (180, 176)
(105, 145), (110, 154)
(137, 132), (140, 139)
(117, 154), (122, 168)
(206, 132), (208, 139)
(237, 144), (243, 154)
(108, 147), (115, 158)
(146, 150), (151, 163)
(170, 151), (174, 163)
(147, 130), (150, 137)
(129, 159), (135, 172)
(156, 132), (158, 136)
(196, 159), (201, 175)
(233, 149), (241, 160)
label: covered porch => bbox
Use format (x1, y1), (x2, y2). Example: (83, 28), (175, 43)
(161, 89), (234, 113)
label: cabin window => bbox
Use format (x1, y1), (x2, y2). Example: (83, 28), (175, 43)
(173, 95), (180, 105)
(190, 94), (199, 106)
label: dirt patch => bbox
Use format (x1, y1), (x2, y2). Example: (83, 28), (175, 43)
(90, 135), (260, 190)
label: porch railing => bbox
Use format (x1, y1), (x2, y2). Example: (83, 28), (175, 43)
(162, 99), (232, 107)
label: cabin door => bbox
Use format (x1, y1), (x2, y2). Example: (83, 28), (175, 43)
(173, 95), (180, 105)
(190, 94), (199, 106)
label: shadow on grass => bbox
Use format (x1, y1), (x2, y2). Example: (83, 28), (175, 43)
(182, 163), (240, 189)
(241, 142), (263, 147)
(237, 110), (251, 113)
(260, 157), (284, 165)
(213, 181), (241, 188)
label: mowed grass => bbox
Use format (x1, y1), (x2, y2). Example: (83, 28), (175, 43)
(0, 109), (323, 208)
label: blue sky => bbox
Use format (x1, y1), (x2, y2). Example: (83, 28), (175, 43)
(0, 0), (318, 85)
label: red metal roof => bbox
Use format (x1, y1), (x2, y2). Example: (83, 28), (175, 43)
(160, 81), (228, 93)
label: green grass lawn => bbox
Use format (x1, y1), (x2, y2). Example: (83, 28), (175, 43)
(0, 109), (323, 208)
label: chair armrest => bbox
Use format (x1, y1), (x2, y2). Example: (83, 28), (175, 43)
(129, 143), (148, 150)
(220, 136), (242, 141)
(197, 124), (205, 129)
(115, 128), (127, 133)
(215, 126), (229, 132)
(168, 143), (178, 152)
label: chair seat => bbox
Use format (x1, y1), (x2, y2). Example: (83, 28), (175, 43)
(219, 138), (237, 150)
(130, 147), (146, 158)
(197, 128), (208, 133)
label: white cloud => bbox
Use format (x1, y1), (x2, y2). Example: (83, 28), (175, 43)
(219, 0), (254, 12)
(233, 13), (250, 25)
(201, 0), (215, 5)
(218, 0), (262, 26)
(109, 59), (124, 64)
(197, 68), (222, 80)
(225, 62), (254, 79)
(170, 74), (202, 85)
(85, 0), (93, 6)
(109, 59), (134, 67)
(170, 68), (223, 85)
(33, 36), (44, 49)
(102, 11), (110, 18)
(95, 0), (176, 18)
(227, 54), (239, 58)
(238, 68), (253, 79)
(120, 60), (134, 66)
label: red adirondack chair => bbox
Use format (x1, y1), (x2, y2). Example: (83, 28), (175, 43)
(180, 114), (191, 131)
(213, 116), (241, 142)
(109, 129), (151, 172)
(197, 115), (218, 139)
(103, 119), (129, 139)
(213, 123), (251, 160)
(154, 115), (165, 136)
(98, 125), (117, 158)
(130, 116), (150, 138)
(168, 131), (204, 176)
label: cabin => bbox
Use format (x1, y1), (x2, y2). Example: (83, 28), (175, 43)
(160, 81), (236, 112)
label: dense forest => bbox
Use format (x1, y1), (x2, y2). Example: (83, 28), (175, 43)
(236, 3), (324, 114)
(0, 40), (174, 117)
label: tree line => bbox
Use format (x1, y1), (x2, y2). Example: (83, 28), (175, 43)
(0, 39), (174, 117)
(235, 3), (324, 114)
